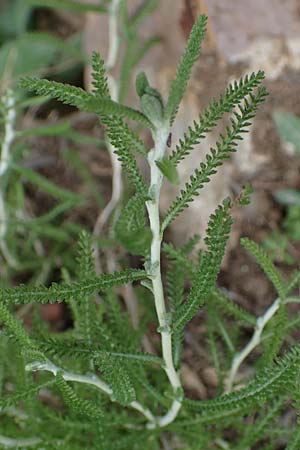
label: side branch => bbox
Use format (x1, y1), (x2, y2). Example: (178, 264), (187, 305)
(226, 298), (280, 393)
(26, 358), (155, 423)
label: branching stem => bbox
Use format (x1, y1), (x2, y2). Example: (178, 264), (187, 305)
(226, 298), (280, 393)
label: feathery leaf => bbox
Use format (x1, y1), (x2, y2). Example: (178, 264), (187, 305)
(0, 302), (33, 349)
(165, 15), (208, 125)
(75, 231), (97, 347)
(162, 87), (267, 231)
(91, 52), (110, 98)
(115, 194), (151, 256)
(98, 354), (136, 405)
(38, 337), (164, 366)
(20, 77), (153, 128)
(209, 289), (256, 325)
(105, 118), (148, 193)
(56, 373), (102, 419)
(0, 269), (147, 305)
(169, 71), (265, 165)
(241, 238), (286, 300)
(173, 199), (233, 331)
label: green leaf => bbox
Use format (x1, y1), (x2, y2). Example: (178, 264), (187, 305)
(16, 122), (95, 144)
(141, 93), (163, 126)
(105, 119), (148, 194)
(75, 231), (97, 347)
(25, 0), (107, 13)
(162, 87), (267, 231)
(162, 239), (197, 276)
(165, 14), (207, 125)
(0, 33), (82, 82)
(96, 351), (163, 366)
(169, 71), (265, 166)
(20, 77), (153, 128)
(166, 255), (185, 366)
(12, 163), (84, 204)
(241, 238), (286, 301)
(56, 373), (102, 419)
(115, 194), (151, 255)
(237, 182), (253, 205)
(91, 52), (109, 98)
(173, 199), (233, 331)
(0, 0), (32, 38)
(98, 354), (136, 405)
(209, 289), (256, 325)
(39, 338), (164, 366)
(155, 157), (179, 185)
(0, 301), (33, 349)
(119, 228), (152, 256)
(16, 121), (71, 138)
(136, 71), (150, 98)
(273, 111), (300, 152)
(0, 269), (148, 305)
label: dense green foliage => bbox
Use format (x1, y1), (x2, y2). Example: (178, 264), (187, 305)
(0, 2), (299, 449)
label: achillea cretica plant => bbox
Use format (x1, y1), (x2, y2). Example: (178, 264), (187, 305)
(1, 1), (300, 449)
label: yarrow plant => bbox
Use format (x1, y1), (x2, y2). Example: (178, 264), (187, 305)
(1, 1), (300, 449)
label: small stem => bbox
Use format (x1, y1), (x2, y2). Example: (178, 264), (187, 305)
(146, 125), (183, 427)
(226, 298), (280, 393)
(0, 435), (41, 448)
(25, 359), (155, 423)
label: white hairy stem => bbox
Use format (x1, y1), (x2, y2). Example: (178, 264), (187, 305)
(146, 126), (183, 428)
(0, 91), (15, 178)
(106, 0), (121, 72)
(0, 435), (41, 448)
(226, 298), (280, 393)
(26, 359), (155, 423)
(93, 0), (122, 274)
(0, 90), (17, 267)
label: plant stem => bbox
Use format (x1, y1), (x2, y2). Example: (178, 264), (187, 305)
(106, 0), (121, 72)
(0, 90), (17, 268)
(25, 359), (155, 423)
(226, 298), (280, 393)
(146, 125), (183, 428)
(93, 0), (122, 274)
(0, 435), (41, 448)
